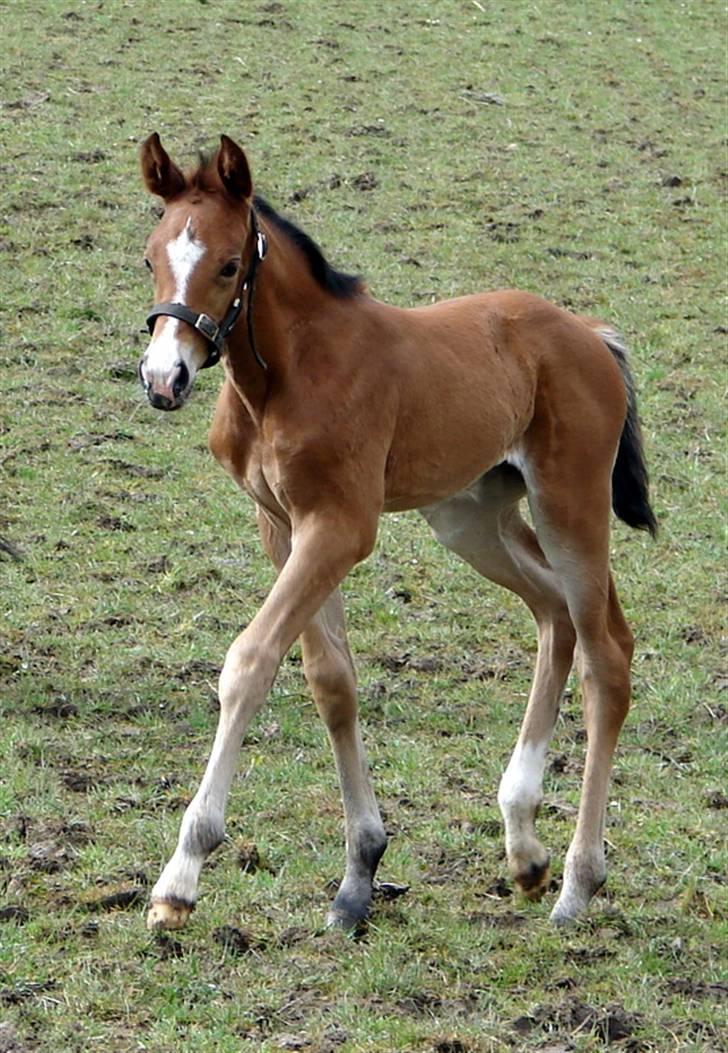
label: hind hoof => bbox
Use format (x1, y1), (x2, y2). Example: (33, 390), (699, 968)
(146, 898), (194, 931)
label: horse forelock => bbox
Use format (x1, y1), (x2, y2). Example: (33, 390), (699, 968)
(186, 153), (221, 195)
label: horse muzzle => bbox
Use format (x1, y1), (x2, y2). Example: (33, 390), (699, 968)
(138, 356), (191, 411)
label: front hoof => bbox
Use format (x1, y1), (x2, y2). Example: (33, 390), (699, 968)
(513, 857), (551, 902)
(146, 897), (194, 931)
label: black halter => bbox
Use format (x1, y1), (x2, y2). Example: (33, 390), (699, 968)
(146, 210), (269, 371)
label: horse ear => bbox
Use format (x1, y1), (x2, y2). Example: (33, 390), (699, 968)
(218, 135), (253, 201)
(140, 132), (186, 200)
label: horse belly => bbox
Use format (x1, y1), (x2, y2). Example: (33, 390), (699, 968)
(383, 382), (531, 512)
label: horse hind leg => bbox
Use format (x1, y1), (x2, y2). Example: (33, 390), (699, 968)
(421, 465), (576, 903)
(523, 463), (634, 924)
(551, 573), (633, 923)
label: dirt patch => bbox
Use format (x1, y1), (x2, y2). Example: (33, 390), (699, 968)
(468, 910), (526, 929)
(0, 906), (29, 925)
(705, 789), (728, 809)
(28, 839), (75, 873)
(67, 431), (133, 450)
(81, 883), (146, 912)
(59, 767), (100, 792)
(33, 697), (78, 719)
(212, 924), (256, 956)
(664, 978), (727, 1000)
(376, 652), (444, 674)
(276, 925), (309, 948)
(0, 980), (56, 1006)
(143, 933), (186, 960)
(511, 997), (641, 1045)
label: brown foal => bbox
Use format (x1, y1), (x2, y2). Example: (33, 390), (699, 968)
(138, 133), (656, 932)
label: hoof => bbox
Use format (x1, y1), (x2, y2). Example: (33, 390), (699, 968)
(549, 903), (578, 927)
(325, 907), (363, 932)
(513, 857), (551, 902)
(549, 874), (605, 927)
(146, 897), (194, 931)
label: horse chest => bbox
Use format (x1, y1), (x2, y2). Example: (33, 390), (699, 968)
(241, 444), (290, 519)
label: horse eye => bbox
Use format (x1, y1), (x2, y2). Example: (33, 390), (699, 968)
(220, 260), (239, 279)
(144, 257), (153, 272)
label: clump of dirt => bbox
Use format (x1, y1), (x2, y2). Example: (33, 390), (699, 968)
(376, 651), (443, 674)
(59, 766), (101, 792)
(0, 906), (29, 925)
(511, 997), (641, 1045)
(276, 925), (309, 948)
(236, 841), (261, 874)
(33, 696), (79, 719)
(664, 978), (728, 1000)
(144, 933), (186, 960)
(372, 881), (410, 902)
(0, 979), (56, 1006)
(482, 876), (511, 898)
(28, 839), (74, 873)
(81, 883), (146, 912)
(212, 924), (256, 956)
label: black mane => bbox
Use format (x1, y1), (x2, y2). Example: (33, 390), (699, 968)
(253, 195), (364, 299)
(188, 156), (363, 298)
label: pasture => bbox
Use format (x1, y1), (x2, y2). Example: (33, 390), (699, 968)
(1, 2), (725, 1051)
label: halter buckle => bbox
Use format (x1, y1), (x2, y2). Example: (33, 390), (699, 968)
(194, 313), (220, 343)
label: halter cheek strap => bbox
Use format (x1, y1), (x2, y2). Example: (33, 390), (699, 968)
(146, 211), (268, 372)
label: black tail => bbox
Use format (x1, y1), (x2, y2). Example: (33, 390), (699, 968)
(596, 327), (658, 537)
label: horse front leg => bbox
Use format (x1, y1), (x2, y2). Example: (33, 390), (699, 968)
(301, 592), (387, 929)
(146, 512), (377, 931)
(256, 509), (386, 929)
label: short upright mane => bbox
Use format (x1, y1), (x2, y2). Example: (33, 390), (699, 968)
(189, 156), (363, 299)
(254, 196), (364, 300)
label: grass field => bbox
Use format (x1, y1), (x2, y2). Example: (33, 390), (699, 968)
(1, 1), (726, 1051)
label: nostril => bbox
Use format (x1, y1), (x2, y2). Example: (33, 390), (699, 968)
(138, 359), (150, 390)
(172, 361), (189, 398)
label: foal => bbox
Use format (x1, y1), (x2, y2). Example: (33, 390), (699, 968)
(138, 133), (656, 932)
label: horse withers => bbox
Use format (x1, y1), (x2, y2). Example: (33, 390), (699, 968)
(138, 133), (656, 932)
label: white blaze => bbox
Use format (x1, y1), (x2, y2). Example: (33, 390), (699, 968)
(168, 218), (206, 298)
(144, 219), (207, 381)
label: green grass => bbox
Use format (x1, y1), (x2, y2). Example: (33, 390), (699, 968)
(1, 1), (726, 1051)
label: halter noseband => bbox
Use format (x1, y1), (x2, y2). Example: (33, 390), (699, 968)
(146, 210), (269, 372)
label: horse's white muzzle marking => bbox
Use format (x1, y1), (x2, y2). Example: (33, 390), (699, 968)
(140, 218), (207, 410)
(140, 320), (200, 410)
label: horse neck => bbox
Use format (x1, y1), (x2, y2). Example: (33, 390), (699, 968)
(223, 222), (343, 415)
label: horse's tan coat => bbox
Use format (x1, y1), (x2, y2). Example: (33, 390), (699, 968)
(139, 133), (651, 931)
